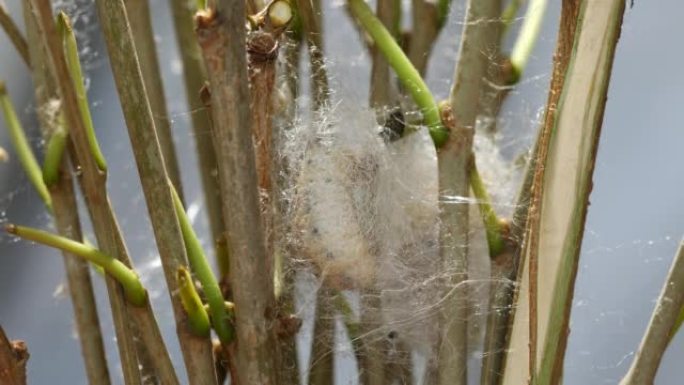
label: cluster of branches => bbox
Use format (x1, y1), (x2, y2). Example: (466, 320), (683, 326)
(0, 0), (680, 385)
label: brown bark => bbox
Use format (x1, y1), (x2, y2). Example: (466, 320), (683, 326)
(0, 327), (28, 385)
(196, 3), (279, 383)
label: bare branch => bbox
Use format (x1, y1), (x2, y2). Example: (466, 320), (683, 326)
(620, 240), (684, 385)
(125, 0), (185, 201)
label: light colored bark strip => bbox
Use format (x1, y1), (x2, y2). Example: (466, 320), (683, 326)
(481, 3), (581, 384)
(502, 1), (626, 384)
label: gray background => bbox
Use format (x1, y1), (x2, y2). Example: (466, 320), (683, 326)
(1, 0), (682, 384)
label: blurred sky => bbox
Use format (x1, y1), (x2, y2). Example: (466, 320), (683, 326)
(0, 0), (683, 384)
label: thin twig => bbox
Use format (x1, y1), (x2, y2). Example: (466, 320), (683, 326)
(407, 0), (440, 76)
(196, 2), (279, 383)
(124, 0), (185, 201)
(620, 239), (684, 385)
(406, 0), (454, 76)
(93, 0), (217, 383)
(0, 3), (30, 67)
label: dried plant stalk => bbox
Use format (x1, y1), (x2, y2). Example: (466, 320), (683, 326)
(124, 0), (185, 201)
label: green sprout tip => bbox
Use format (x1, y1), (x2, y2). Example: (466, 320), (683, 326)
(56, 12), (108, 172)
(171, 182), (234, 345)
(177, 267), (211, 336)
(0, 81), (53, 211)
